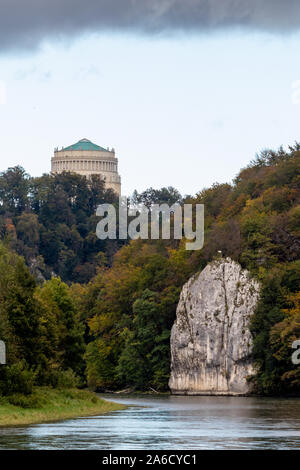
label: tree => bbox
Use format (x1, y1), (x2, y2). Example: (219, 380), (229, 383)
(249, 266), (299, 395)
(132, 186), (182, 209)
(0, 242), (43, 394)
(270, 292), (300, 393)
(116, 290), (159, 389)
(0, 166), (30, 215)
(0, 244), (42, 367)
(35, 277), (85, 379)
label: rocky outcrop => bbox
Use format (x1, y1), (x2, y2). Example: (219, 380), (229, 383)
(169, 258), (260, 395)
(29, 257), (47, 284)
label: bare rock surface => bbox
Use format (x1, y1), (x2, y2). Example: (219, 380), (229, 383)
(169, 258), (260, 395)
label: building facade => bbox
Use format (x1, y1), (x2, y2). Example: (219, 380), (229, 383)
(51, 138), (121, 195)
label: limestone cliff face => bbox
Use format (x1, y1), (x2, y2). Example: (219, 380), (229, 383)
(169, 258), (260, 395)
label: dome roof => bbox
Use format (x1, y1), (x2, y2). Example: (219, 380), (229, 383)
(60, 138), (111, 152)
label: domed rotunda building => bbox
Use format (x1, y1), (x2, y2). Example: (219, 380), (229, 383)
(51, 138), (121, 195)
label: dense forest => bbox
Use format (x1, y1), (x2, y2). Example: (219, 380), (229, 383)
(0, 169), (123, 283)
(0, 143), (299, 400)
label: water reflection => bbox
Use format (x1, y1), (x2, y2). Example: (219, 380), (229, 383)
(0, 395), (299, 450)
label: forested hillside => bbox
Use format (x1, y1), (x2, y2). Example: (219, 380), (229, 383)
(0, 143), (299, 397)
(83, 144), (300, 395)
(0, 169), (123, 283)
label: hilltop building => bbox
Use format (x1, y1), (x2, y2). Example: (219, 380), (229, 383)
(51, 138), (121, 195)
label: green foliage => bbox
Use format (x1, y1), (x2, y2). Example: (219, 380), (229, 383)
(34, 277), (86, 384)
(0, 166), (30, 215)
(7, 392), (45, 409)
(116, 289), (172, 390)
(85, 338), (118, 389)
(268, 292), (300, 392)
(0, 169), (123, 283)
(0, 242), (86, 396)
(47, 368), (81, 390)
(0, 387), (124, 427)
(0, 242), (42, 366)
(0, 361), (36, 396)
(131, 186), (182, 209)
(249, 261), (300, 395)
(249, 270), (287, 394)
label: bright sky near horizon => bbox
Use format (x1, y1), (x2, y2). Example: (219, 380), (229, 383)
(1, 29), (300, 196)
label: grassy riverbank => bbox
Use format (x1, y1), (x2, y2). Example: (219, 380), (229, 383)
(0, 387), (126, 427)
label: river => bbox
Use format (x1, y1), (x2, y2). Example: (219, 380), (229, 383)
(0, 395), (299, 450)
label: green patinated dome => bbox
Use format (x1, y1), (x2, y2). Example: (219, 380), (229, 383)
(61, 138), (111, 152)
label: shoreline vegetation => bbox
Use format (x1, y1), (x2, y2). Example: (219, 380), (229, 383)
(0, 387), (126, 428)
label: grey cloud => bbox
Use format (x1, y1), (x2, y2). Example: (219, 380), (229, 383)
(1, 0), (300, 52)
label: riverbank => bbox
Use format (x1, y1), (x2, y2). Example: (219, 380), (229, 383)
(0, 387), (126, 427)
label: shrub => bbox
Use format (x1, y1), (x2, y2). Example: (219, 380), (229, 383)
(48, 369), (80, 389)
(8, 393), (44, 409)
(0, 361), (36, 396)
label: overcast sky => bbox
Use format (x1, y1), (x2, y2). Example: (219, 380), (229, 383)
(1, 1), (300, 196)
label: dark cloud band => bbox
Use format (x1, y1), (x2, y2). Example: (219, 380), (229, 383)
(1, 0), (300, 51)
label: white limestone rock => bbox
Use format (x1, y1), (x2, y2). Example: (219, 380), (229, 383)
(169, 258), (260, 395)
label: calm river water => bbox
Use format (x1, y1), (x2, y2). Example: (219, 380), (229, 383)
(0, 395), (300, 450)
